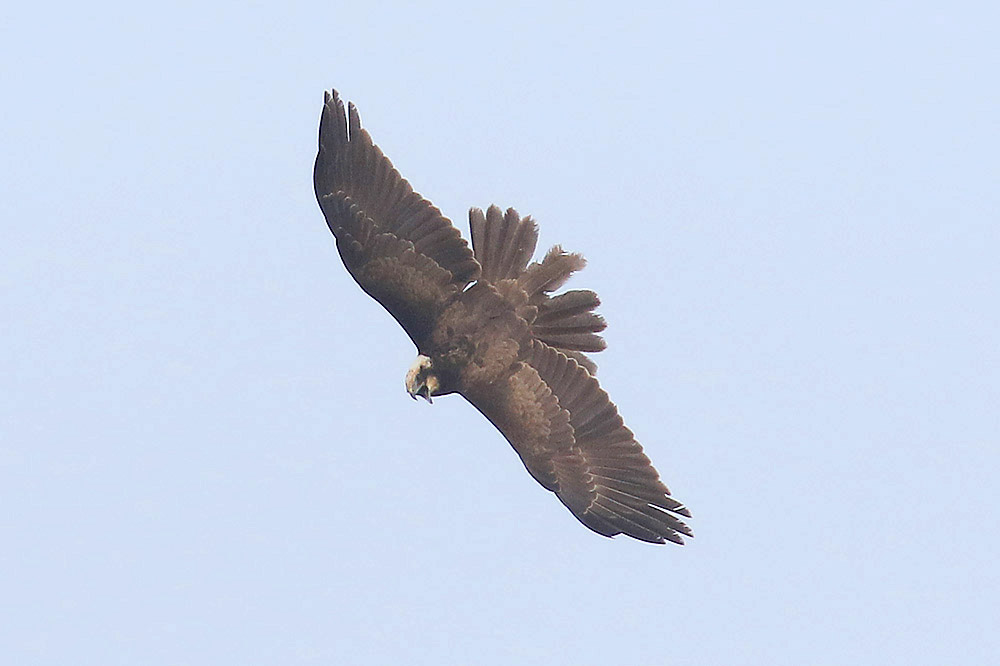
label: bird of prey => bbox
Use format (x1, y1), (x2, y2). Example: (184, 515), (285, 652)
(313, 90), (692, 544)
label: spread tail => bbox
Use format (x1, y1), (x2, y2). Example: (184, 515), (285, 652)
(470, 206), (607, 373)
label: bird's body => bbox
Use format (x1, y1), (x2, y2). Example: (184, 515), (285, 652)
(314, 90), (692, 544)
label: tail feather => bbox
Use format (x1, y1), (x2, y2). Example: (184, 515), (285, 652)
(469, 206), (538, 283)
(536, 290), (606, 331)
(518, 246), (586, 298)
(532, 330), (606, 353)
(470, 205), (607, 373)
(532, 290), (607, 354)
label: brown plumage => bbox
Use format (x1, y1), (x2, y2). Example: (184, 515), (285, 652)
(314, 90), (692, 544)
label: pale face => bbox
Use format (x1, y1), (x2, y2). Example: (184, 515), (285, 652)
(404, 355), (440, 403)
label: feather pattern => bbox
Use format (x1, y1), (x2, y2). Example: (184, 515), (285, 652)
(525, 341), (692, 544)
(324, 194), (459, 344)
(314, 89), (481, 289)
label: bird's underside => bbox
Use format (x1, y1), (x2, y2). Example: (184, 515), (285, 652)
(314, 89), (692, 544)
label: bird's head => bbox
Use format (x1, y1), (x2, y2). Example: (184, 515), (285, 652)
(405, 355), (440, 403)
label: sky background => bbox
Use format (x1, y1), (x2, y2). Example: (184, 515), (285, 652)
(2, 2), (998, 664)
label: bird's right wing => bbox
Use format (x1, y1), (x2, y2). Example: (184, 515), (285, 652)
(463, 340), (692, 545)
(314, 90), (481, 346)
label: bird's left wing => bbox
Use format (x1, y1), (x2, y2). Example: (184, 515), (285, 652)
(463, 341), (692, 545)
(461, 360), (593, 506)
(314, 90), (481, 345)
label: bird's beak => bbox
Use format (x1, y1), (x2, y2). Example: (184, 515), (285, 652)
(408, 382), (432, 403)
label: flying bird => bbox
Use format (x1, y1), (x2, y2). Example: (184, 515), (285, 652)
(313, 90), (692, 544)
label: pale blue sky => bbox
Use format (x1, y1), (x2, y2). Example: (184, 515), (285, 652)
(2, 2), (998, 664)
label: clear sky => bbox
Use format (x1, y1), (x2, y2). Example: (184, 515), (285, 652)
(2, 2), (997, 664)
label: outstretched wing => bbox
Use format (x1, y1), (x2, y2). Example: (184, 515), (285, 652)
(314, 90), (481, 346)
(463, 340), (692, 545)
